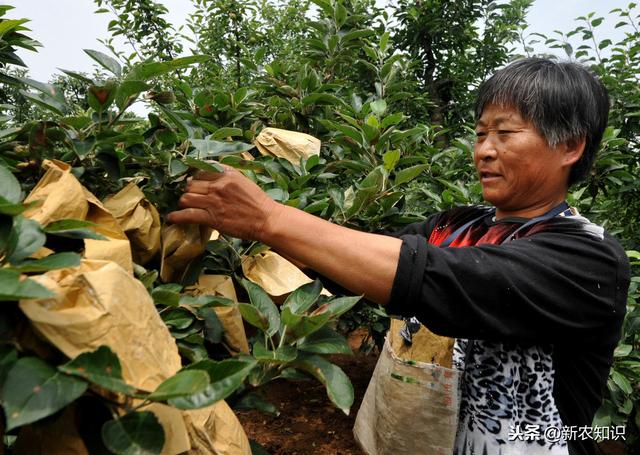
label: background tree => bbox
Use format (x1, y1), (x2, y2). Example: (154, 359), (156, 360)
(392, 0), (532, 141)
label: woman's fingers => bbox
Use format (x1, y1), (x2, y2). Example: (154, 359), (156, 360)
(193, 164), (235, 181)
(166, 207), (211, 225)
(185, 178), (215, 195)
(178, 192), (213, 210)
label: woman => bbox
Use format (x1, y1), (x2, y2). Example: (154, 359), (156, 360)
(168, 58), (630, 455)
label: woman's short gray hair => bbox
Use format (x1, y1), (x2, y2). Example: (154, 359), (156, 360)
(475, 58), (609, 186)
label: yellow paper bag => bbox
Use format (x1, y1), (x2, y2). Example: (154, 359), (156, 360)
(104, 182), (161, 265)
(19, 259), (251, 454)
(160, 224), (211, 283)
(187, 274), (250, 354)
(242, 250), (330, 300)
(184, 403), (252, 455)
(23, 160), (133, 272)
(254, 127), (321, 165)
(19, 259), (188, 454)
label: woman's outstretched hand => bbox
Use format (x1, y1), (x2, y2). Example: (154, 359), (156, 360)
(167, 165), (281, 242)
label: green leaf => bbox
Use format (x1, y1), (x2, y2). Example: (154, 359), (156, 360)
(101, 412), (164, 455)
(44, 219), (108, 240)
(285, 311), (331, 342)
(152, 288), (181, 307)
(292, 354), (353, 415)
(125, 55), (209, 81)
(59, 346), (136, 395)
(148, 370), (210, 401)
(198, 307), (224, 344)
(614, 344), (633, 357)
(235, 392), (279, 416)
(18, 77), (66, 103)
(324, 295), (361, 318)
(6, 216), (46, 264)
(84, 49), (122, 77)
(0, 269), (54, 301)
(611, 370), (633, 394)
(298, 327), (352, 354)
(237, 302), (269, 332)
(182, 157), (224, 173)
(168, 358), (257, 409)
(341, 29), (375, 43)
(240, 279), (280, 336)
(370, 99), (387, 117)
(12, 252), (80, 273)
(395, 164), (429, 185)
(209, 128), (243, 140)
(0, 18), (29, 39)
(381, 112), (405, 129)
(253, 340), (297, 363)
(161, 308), (194, 329)
(0, 164), (22, 203)
(180, 294), (234, 308)
(2, 357), (88, 430)
(382, 150), (401, 171)
(59, 69), (94, 84)
(188, 139), (254, 158)
(115, 80), (150, 109)
(301, 93), (347, 107)
(282, 279), (323, 314)
(0, 197), (27, 216)
(19, 90), (67, 115)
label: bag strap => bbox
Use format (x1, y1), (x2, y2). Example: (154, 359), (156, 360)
(439, 202), (571, 248)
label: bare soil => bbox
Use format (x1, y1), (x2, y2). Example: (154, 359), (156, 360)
(236, 329), (376, 455)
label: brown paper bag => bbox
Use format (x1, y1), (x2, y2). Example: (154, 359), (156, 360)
(254, 127), (321, 165)
(353, 319), (460, 455)
(184, 404), (252, 455)
(103, 182), (161, 265)
(187, 274), (250, 354)
(242, 250), (305, 300)
(23, 160), (133, 273)
(160, 224), (211, 283)
(19, 259), (250, 455)
(19, 259), (188, 454)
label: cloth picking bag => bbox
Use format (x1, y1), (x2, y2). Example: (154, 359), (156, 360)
(353, 319), (462, 455)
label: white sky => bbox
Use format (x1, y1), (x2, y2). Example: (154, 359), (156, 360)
(7, 0), (631, 82)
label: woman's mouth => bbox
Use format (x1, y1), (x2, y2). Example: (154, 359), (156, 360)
(480, 171), (502, 182)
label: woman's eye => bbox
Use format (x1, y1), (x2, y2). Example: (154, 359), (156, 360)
(498, 130), (513, 135)
(475, 131), (486, 138)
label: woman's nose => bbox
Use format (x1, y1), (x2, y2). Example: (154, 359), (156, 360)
(474, 137), (498, 161)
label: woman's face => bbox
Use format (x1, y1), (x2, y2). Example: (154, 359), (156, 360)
(474, 104), (581, 219)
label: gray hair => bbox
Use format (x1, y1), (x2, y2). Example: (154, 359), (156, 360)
(475, 58), (609, 186)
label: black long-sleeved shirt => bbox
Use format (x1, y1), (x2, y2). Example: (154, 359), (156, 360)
(386, 206), (630, 455)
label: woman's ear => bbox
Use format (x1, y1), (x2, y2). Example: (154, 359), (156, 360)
(561, 137), (587, 167)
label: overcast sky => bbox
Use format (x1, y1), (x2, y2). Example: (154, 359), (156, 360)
(8, 0), (631, 83)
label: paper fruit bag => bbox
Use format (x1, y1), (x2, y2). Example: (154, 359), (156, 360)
(19, 259), (250, 455)
(241, 250), (332, 304)
(353, 319), (461, 455)
(103, 182), (161, 265)
(23, 159), (133, 272)
(187, 274), (250, 354)
(254, 127), (321, 165)
(160, 223), (211, 282)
